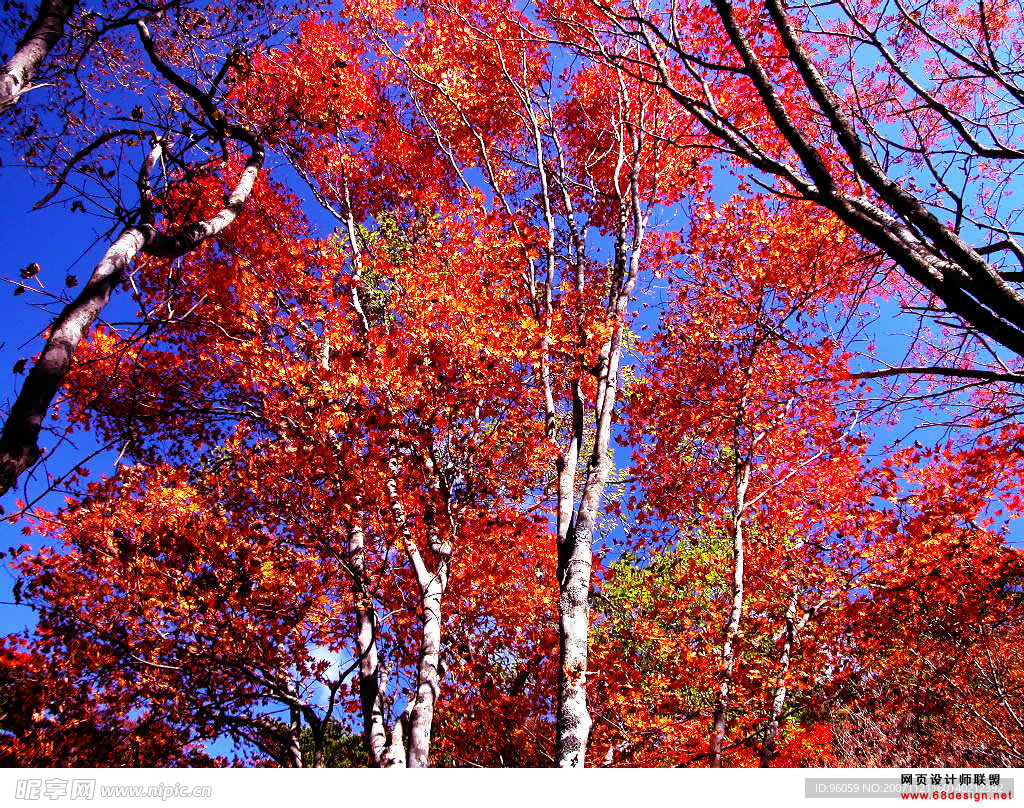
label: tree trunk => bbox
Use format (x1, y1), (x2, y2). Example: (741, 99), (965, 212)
(0, 206), (156, 498)
(286, 706), (303, 768)
(553, 377), (588, 768)
(348, 517), (389, 767)
(0, 0), (76, 113)
(761, 591), (815, 767)
(554, 158), (648, 766)
(383, 708), (409, 768)
(407, 574), (444, 768)
(0, 144), (262, 500)
(709, 458), (752, 768)
(761, 590), (799, 767)
(555, 517), (594, 768)
(383, 440), (451, 768)
(555, 331), (625, 767)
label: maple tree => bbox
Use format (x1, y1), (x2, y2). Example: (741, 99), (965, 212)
(829, 431), (1024, 767)
(1, 0), (1023, 770)
(0, 18), (268, 497)
(0, 0), (330, 496)
(365, 1), (714, 764)
(3, 86), (559, 762)
(560, 0), (1024, 379)
(587, 193), (871, 767)
(587, 192), (1024, 768)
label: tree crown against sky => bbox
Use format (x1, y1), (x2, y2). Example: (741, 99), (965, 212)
(0, 0), (1021, 768)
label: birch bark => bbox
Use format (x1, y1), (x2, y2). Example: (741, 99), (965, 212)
(0, 0), (76, 113)
(760, 590), (813, 767)
(554, 119), (648, 767)
(286, 706), (303, 768)
(382, 440), (452, 768)
(0, 141), (263, 498)
(708, 456), (752, 767)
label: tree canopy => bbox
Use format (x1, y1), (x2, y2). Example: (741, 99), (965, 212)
(0, 0), (1022, 768)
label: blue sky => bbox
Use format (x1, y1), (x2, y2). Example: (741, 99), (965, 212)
(0, 150), (126, 633)
(1, 91), (1022, 774)
(3, 133), (1020, 636)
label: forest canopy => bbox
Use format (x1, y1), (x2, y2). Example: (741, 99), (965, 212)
(0, 0), (1022, 768)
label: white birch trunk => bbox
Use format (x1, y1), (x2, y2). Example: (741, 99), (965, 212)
(761, 592), (815, 767)
(554, 147), (648, 765)
(761, 591), (799, 767)
(0, 0), (76, 113)
(709, 458), (752, 767)
(0, 144), (262, 498)
(383, 441), (451, 768)
(383, 707), (409, 768)
(407, 573), (445, 767)
(348, 517), (390, 766)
